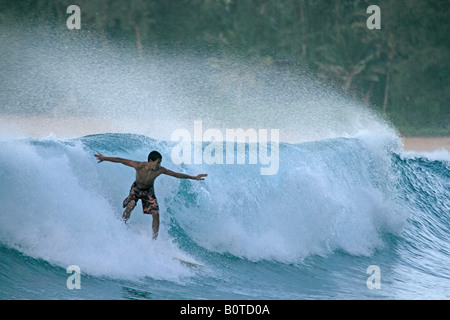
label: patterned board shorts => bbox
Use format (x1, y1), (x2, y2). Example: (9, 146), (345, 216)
(123, 182), (159, 214)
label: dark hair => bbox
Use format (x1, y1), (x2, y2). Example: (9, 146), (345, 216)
(148, 151), (162, 162)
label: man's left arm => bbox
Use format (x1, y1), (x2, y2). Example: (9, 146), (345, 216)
(162, 168), (207, 180)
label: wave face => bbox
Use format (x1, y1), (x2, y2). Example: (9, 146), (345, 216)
(1, 132), (449, 299)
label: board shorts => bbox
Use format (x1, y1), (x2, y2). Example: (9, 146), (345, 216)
(123, 182), (159, 214)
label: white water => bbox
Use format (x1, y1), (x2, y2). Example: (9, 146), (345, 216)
(0, 19), (408, 280)
(0, 138), (196, 281)
(0, 132), (409, 279)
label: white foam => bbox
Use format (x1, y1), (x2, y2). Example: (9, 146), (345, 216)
(0, 138), (193, 280)
(171, 136), (407, 262)
(401, 149), (450, 162)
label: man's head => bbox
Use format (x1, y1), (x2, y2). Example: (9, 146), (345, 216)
(148, 151), (162, 169)
(148, 151), (162, 162)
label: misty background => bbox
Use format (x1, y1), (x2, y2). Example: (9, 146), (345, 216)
(1, 0), (448, 136)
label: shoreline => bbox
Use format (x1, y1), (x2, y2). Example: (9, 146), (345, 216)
(1, 115), (449, 152)
(401, 136), (450, 152)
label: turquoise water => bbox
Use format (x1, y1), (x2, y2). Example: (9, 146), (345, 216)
(1, 133), (449, 300)
(1, 21), (449, 300)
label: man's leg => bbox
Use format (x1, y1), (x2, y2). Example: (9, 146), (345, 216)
(123, 200), (136, 223)
(150, 210), (159, 240)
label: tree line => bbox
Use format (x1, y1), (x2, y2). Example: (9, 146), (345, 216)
(2, 0), (449, 135)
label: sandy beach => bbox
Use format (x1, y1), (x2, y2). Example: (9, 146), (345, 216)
(0, 115), (178, 141)
(402, 136), (450, 152)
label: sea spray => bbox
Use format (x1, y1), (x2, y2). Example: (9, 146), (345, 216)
(0, 15), (407, 278)
(0, 18), (397, 144)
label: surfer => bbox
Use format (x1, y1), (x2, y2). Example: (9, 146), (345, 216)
(94, 151), (207, 240)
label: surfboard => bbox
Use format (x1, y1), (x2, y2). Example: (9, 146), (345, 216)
(172, 254), (204, 267)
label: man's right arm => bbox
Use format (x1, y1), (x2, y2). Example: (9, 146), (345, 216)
(94, 153), (140, 168)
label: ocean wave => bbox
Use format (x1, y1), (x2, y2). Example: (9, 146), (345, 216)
(2, 132), (437, 277)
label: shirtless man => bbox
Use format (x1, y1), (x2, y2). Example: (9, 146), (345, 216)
(94, 150), (207, 240)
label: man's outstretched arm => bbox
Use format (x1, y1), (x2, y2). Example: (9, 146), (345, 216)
(94, 152), (140, 168)
(163, 168), (207, 180)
